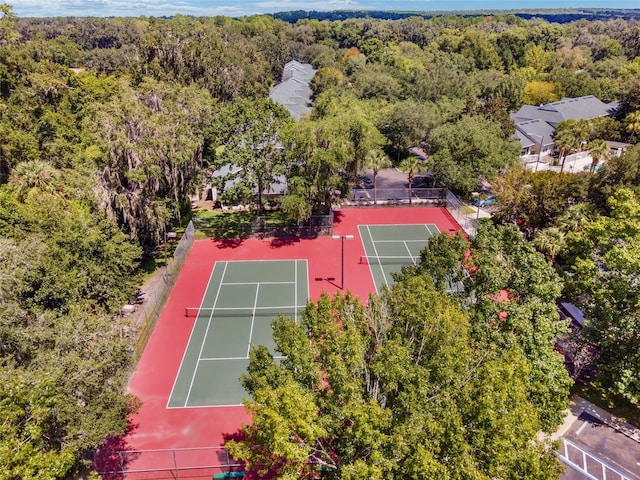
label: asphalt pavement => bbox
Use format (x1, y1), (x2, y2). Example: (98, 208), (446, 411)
(555, 397), (640, 480)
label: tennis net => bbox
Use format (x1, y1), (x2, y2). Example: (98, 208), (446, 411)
(184, 306), (297, 318)
(359, 255), (418, 266)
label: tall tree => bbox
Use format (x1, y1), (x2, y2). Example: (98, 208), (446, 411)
(280, 117), (348, 216)
(228, 280), (565, 480)
(587, 138), (609, 173)
(312, 92), (386, 180)
(563, 188), (640, 403)
(398, 155), (424, 205)
(90, 79), (213, 251)
(376, 99), (434, 161)
(428, 115), (519, 194)
(215, 99), (291, 215)
(493, 167), (589, 238)
(555, 119), (590, 173)
(364, 148), (391, 205)
(9, 160), (61, 201)
(624, 110), (640, 143)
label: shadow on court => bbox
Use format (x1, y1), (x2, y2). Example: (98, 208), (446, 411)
(213, 238), (245, 249)
(93, 418), (139, 479)
(269, 237), (301, 248)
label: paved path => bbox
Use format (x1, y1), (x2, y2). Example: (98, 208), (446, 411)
(555, 396), (640, 480)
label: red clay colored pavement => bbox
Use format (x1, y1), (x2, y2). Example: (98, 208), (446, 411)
(121, 207), (461, 476)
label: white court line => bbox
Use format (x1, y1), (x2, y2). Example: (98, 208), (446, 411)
(175, 259), (308, 408)
(198, 355), (287, 361)
(167, 402), (243, 409)
(200, 356), (250, 361)
(294, 260), (298, 323)
(305, 259), (310, 310)
(221, 259), (298, 263)
(365, 223), (439, 227)
(204, 305), (299, 313)
(373, 239), (431, 243)
(365, 225), (389, 291)
(184, 261), (229, 407)
(402, 241), (417, 265)
(166, 263), (220, 408)
(247, 284), (260, 356)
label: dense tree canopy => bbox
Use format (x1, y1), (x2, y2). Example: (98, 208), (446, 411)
(227, 284), (559, 479)
(228, 224), (571, 479)
(428, 115), (520, 194)
(561, 188), (640, 403)
(1, 4), (639, 476)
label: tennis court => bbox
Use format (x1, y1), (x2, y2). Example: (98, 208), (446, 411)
(358, 223), (439, 292)
(167, 259), (308, 408)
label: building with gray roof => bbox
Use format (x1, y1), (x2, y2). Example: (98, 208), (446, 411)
(513, 95), (617, 127)
(512, 96), (619, 157)
(515, 119), (556, 155)
(269, 60), (316, 121)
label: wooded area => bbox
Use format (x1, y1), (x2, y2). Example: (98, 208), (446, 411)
(0, 3), (639, 477)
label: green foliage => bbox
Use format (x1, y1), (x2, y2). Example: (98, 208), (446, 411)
(229, 272), (566, 478)
(467, 224), (573, 429)
(213, 98), (291, 214)
(1, 10), (638, 476)
(428, 115), (520, 194)
(563, 188), (640, 403)
(589, 144), (640, 209)
(492, 166), (589, 236)
(524, 80), (560, 105)
(0, 366), (76, 480)
(88, 78), (213, 251)
(398, 155), (425, 204)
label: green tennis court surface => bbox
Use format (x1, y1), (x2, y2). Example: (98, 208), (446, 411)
(167, 260), (308, 408)
(359, 224), (439, 293)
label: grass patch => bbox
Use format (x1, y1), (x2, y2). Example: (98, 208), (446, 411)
(461, 205), (476, 215)
(191, 209), (299, 239)
(572, 381), (640, 427)
(192, 210), (256, 238)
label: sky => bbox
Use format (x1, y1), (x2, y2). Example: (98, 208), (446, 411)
(7, 0), (640, 18)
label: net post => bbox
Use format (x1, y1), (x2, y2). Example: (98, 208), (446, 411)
(184, 307), (189, 317)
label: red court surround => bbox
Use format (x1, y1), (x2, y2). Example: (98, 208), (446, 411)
(118, 207), (460, 477)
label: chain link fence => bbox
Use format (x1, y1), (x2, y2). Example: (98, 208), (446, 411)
(445, 190), (477, 237)
(98, 446), (241, 480)
(134, 221), (195, 359)
(192, 211), (333, 238)
(347, 187), (446, 206)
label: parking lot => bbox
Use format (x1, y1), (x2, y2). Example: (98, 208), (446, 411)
(559, 400), (640, 480)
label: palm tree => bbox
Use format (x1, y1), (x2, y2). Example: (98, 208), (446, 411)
(9, 160), (60, 201)
(557, 204), (592, 233)
(533, 227), (566, 263)
(553, 129), (579, 173)
(555, 119), (590, 173)
(364, 149), (391, 205)
(587, 139), (609, 173)
(491, 165), (534, 226)
(399, 156), (424, 205)
(624, 110), (640, 143)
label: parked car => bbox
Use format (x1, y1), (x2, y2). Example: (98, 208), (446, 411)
(472, 193), (496, 207)
(409, 176), (428, 188)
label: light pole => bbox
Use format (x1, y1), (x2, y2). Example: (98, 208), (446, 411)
(332, 234), (354, 290)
